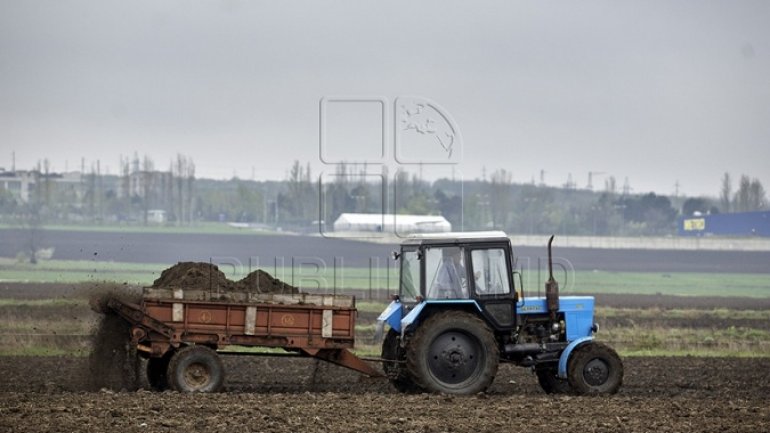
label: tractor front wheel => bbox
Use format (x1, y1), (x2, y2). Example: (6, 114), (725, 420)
(567, 341), (623, 395)
(406, 311), (498, 395)
(535, 365), (572, 394)
(382, 329), (423, 393)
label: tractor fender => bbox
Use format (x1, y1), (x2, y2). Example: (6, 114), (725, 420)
(400, 300), (482, 336)
(376, 300), (404, 334)
(557, 336), (594, 379)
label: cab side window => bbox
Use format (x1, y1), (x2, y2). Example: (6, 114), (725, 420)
(471, 248), (510, 296)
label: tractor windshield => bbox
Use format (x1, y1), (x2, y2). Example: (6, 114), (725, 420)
(399, 249), (420, 302)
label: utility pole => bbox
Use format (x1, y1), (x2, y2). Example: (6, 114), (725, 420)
(587, 171), (605, 191)
(563, 173), (575, 190)
(622, 177), (631, 196)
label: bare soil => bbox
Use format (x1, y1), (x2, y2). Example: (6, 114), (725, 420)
(0, 356), (768, 432)
(3, 282), (770, 432)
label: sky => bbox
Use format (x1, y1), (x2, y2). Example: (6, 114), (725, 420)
(1, 1), (769, 197)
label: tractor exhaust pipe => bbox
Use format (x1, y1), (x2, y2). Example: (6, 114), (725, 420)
(545, 235), (559, 320)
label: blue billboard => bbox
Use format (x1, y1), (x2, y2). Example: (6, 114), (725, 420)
(678, 210), (770, 237)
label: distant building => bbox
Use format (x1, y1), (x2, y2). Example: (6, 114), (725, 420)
(127, 169), (172, 199)
(333, 213), (451, 234)
(678, 210), (770, 237)
(0, 169), (84, 204)
(147, 209), (167, 224)
(0, 170), (36, 202)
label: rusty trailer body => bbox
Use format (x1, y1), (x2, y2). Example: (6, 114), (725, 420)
(108, 288), (381, 392)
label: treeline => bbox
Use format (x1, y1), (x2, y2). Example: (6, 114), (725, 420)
(1, 157), (767, 236)
(0, 155), (197, 226)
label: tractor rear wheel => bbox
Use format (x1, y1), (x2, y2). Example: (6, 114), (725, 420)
(535, 365), (572, 394)
(381, 329), (423, 393)
(567, 341), (623, 395)
(406, 311), (498, 395)
(167, 345), (225, 393)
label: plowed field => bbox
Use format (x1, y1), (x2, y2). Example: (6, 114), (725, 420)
(2, 282), (769, 432)
(1, 355), (769, 433)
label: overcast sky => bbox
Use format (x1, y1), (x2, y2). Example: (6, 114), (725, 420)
(1, 1), (769, 197)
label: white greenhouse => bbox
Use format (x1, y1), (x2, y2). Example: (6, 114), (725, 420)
(332, 213), (452, 234)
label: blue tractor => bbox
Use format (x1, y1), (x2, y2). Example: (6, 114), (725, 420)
(377, 231), (623, 395)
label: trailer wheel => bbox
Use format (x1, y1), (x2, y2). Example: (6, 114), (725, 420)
(381, 329), (423, 393)
(406, 311), (498, 395)
(567, 341), (623, 395)
(535, 366), (572, 394)
(146, 352), (173, 391)
(167, 345), (225, 393)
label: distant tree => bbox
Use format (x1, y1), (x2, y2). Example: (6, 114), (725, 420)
(324, 163), (353, 223)
(141, 155), (154, 225)
(0, 189), (17, 214)
(618, 192), (677, 234)
(719, 172), (732, 213)
(284, 160), (317, 222)
(234, 182), (262, 222)
(434, 189), (463, 229)
(682, 197), (711, 216)
(589, 193), (619, 236)
(172, 154), (196, 225)
(393, 170), (435, 216)
(17, 202), (43, 264)
(733, 175), (766, 212)
(186, 160), (195, 223)
(349, 183), (369, 213)
(734, 175), (750, 212)
(489, 169), (513, 229)
(604, 176), (617, 195)
(42, 159), (52, 208)
(749, 178), (767, 211)
(118, 156), (131, 219)
(515, 184), (558, 235)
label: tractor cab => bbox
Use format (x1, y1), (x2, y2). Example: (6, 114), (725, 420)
(386, 231), (520, 331)
(398, 233), (515, 301)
